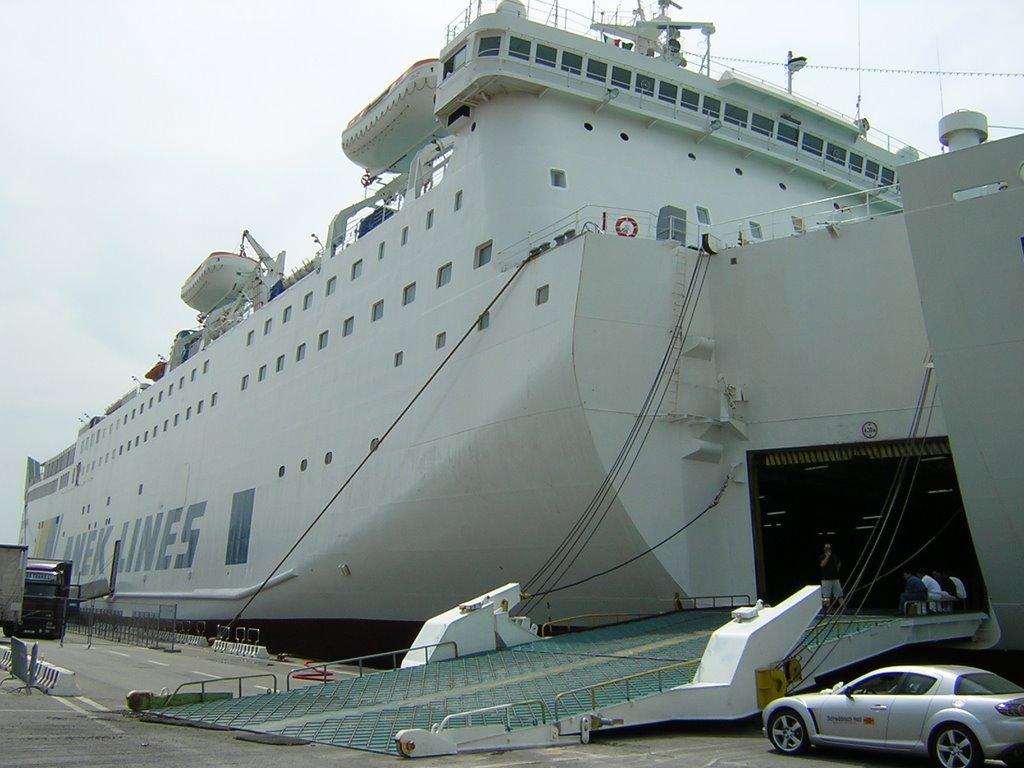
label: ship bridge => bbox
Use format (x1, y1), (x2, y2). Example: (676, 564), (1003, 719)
(147, 585), (985, 757)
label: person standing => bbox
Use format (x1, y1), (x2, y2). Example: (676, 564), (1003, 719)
(819, 542), (842, 609)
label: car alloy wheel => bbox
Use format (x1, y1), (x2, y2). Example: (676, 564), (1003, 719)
(932, 723), (982, 768)
(768, 709), (809, 755)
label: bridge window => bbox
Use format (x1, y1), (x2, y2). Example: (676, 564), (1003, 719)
(751, 113), (774, 137)
(560, 51), (582, 75)
(634, 73), (655, 96)
(478, 36), (500, 57)
(443, 45), (467, 79)
(777, 121), (799, 147)
(611, 66), (631, 89)
(701, 96), (721, 119)
(658, 81), (678, 104)
(826, 143), (847, 165)
(509, 36), (531, 60)
(535, 43), (557, 68)
(849, 152), (864, 174)
(865, 159), (880, 180)
(680, 88), (699, 111)
(586, 58), (607, 83)
(724, 103), (748, 128)
(880, 167), (896, 185)
(801, 132), (824, 157)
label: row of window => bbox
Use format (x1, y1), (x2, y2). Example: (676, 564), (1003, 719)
(446, 31), (897, 185)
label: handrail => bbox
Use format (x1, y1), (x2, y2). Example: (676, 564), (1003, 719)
(539, 593), (752, 636)
(169, 672), (278, 703)
(285, 640), (459, 690)
(435, 699), (549, 733)
(539, 612), (649, 637)
(553, 657), (700, 721)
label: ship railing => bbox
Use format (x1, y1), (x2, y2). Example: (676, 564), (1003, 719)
(435, 699), (549, 734)
(552, 656), (701, 721)
(446, 0), (598, 45)
(285, 640), (459, 690)
(698, 185), (903, 251)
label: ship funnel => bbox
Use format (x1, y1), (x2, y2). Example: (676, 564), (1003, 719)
(939, 110), (988, 151)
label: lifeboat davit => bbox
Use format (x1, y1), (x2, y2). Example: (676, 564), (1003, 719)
(180, 251), (259, 314)
(342, 59), (441, 175)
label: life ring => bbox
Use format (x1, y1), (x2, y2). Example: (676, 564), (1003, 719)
(615, 216), (639, 237)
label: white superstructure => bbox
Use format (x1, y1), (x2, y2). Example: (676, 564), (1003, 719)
(20, 1), (1017, 656)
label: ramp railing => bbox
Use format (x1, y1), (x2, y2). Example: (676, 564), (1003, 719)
(286, 641), (459, 690)
(553, 657), (700, 721)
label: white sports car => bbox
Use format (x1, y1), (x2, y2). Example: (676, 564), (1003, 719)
(763, 665), (1024, 768)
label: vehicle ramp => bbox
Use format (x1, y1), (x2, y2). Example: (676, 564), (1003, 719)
(147, 586), (985, 758)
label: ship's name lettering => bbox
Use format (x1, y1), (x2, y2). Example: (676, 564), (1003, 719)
(63, 502), (206, 578)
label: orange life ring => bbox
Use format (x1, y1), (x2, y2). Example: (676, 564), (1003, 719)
(615, 216), (639, 237)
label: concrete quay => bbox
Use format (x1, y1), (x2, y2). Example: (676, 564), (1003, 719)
(2, 632), (908, 768)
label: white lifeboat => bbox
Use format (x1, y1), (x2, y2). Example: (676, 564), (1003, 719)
(180, 251), (259, 314)
(342, 58), (441, 175)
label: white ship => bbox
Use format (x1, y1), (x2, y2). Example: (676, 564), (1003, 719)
(19, 0), (1023, 658)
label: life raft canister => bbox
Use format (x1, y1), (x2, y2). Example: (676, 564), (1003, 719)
(615, 216), (639, 237)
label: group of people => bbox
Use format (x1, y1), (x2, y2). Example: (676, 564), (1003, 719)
(816, 541), (967, 615)
(899, 568), (967, 614)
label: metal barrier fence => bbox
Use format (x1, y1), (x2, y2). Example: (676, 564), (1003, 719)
(66, 601), (183, 651)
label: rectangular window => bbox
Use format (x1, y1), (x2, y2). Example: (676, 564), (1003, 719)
(303, 291), (313, 310)
(426, 209), (434, 229)
(535, 43), (557, 67)
(225, 488), (255, 565)
(402, 282), (416, 305)
(848, 152), (864, 174)
(801, 132), (824, 157)
(536, 284), (549, 305)
(296, 343), (306, 362)
(610, 66), (632, 89)
(351, 259), (362, 279)
(264, 318), (272, 335)
(560, 50), (582, 75)
(435, 331), (447, 349)
(401, 226), (408, 245)
(202, 360), (209, 374)
(371, 299), (384, 322)
(258, 364), (267, 382)
(241, 374), (249, 391)
(211, 392), (218, 406)
(701, 96), (721, 119)
(658, 81), (678, 104)
(680, 88), (699, 111)
(437, 262), (452, 287)
(474, 240), (492, 268)
(378, 241), (385, 260)
(724, 103), (748, 128)
(696, 206), (711, 225)
(454, 189), (463, 211)
(749, 221), (763, 240)
(319, 329), (331, 348)
(777, 121), (799, 147)
(443, 44), (466, 79)
(478, 311), (490, 330)
(509, 36), (531, 61)
(276, 354), (285, 373)
(634, 73), (655, 96)
(394, 351), (403, 367)
(880, 167), (896, 185)
(342, 317), (354, 337)
(751, 113), (774, 137)
(197, 400), (204, 414)
(326, 276), (337, 295)
(550, 168), (567, 188)
(282, 305), (292, 324)
(478, 35), (500, 57)
(246, 330), (254, 346)
(864, 159), (880, 180)
(586, 58), (607, 82)
(173, 414), (179, 426)
(826, 143), (847, 165)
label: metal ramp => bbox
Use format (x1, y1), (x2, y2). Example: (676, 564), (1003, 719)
(148, 587), (987, 758)
(151, 608), (730, 755)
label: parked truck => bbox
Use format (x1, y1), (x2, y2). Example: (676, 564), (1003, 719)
(0, 544), (28, 637)
(1, 554), (74, 639)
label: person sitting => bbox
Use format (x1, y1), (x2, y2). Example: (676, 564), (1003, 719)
(922, 569), (955, 612)
(949, 575), (968, 601)
(899, 569), (928, 614)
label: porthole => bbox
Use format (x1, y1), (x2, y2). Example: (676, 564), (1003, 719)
(779, 182), (787, 191)
(619, 132), (629, 141)
(687, 152), (696, 161)
(735, 167), (743, 176)
(584, 122), (593, 131)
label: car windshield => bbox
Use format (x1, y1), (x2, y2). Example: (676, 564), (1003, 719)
(955, 673), (1024, 696)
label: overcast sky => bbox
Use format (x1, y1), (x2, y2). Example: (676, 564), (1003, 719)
(1, 0), (1021, 544)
